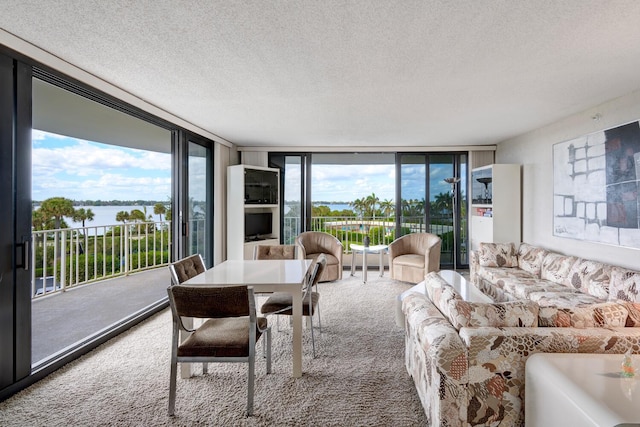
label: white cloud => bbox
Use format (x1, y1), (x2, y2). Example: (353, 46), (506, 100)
(33, 140), (171, 177)
(32, 133), (171, 200)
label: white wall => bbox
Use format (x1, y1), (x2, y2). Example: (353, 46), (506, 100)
(496, 89), (640, 270)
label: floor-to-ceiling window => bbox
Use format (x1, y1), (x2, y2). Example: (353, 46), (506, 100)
(186, 138), (213, 266)
(30, 75), (174, 366)
(270, 151), (467, 268)
(270, 154), (307, 244)
(0, 48), (216, 400)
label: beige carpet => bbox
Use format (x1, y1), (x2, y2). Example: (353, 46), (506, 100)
(0, 274), (427, 426)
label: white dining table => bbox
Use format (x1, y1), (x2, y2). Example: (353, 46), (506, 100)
(182, 259), (313, 378)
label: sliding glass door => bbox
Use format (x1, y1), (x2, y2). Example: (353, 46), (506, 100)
(272, 151), (468, 268)
(270, 154), (309, 244)
(0, 48), (217, 401)
(0, 53), (32, 390)
(399, 153), (468, 269)
(186, 139), (213, 266)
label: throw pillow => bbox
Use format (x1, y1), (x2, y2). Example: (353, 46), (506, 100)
(540, 253), (579, 286)
(609, 267), (640, 303)
(478, 242), (518, 268)
(567, 259), (611, 299)
(517, 243), (548, 277)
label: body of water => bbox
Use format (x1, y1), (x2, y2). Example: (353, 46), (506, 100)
(284, 203), (353, 215)
(33, 205), (165, 229)
(72, 206), (164, 228)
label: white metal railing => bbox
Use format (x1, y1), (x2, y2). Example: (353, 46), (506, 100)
(31, 220), (173, 299)
(283, 214), (467, 263)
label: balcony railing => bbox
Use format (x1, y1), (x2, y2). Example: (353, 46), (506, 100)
(31, 220), (174, 299)
(283, 214), (467, 264)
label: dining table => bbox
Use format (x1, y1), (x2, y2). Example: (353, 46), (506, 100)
(182, 258), (313, 378)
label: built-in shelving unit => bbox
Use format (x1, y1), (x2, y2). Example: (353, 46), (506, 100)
(469, 164), (521, 251)
(227, 164), (280, 260)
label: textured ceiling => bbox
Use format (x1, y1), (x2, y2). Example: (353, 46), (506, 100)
(3, 0), (640, 149)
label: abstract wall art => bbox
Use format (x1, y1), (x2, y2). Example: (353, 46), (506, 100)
(553, 121), (640, 249)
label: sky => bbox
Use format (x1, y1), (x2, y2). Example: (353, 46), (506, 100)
(32, 129), (461, 204)
(32, 130), (171, 201)
(289, 162), (462, 203)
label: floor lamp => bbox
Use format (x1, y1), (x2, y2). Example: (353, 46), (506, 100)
(444, 177), (461, 271)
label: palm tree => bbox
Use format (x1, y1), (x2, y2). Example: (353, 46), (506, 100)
(350, 198), (366, 217)
(32, 208), (61, 231)
(72, 208), (95, 227)
(432, 192), (452, 216)
(154, 202), (167, 222)
(364, 193), (379, 219)
(116, 211), (130, 223)
(39, 197), (75, 229)
(129, 209), (147, 222)
(380, 199), (394, 218)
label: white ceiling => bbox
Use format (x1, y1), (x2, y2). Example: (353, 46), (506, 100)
(3, 0), (640, 149)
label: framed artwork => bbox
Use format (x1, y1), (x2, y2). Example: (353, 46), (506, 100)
(553, 121), (640, 249)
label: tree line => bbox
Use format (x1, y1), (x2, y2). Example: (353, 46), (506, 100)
(32, 197), (172, 231)
(289, 192), (461, 219)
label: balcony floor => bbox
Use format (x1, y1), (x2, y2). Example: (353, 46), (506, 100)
(31, 267), (170, 365)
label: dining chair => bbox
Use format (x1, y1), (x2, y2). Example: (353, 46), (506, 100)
(252, 244), (298, 260)
(260, 254), (326, 358)
(168, 253), (206, 286)
(168, 254), (209, 372)
(167, 285), (271, 417)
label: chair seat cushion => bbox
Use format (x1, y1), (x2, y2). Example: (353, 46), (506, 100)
(306, 252), (338, 266)
(393, 254), (424, 269)
(177, 316), (267, 358)
(260, 292), (319, 316)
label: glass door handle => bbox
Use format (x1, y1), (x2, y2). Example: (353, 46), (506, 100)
(16, 239), (29, 270)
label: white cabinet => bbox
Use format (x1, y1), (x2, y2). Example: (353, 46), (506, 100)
(469, 164), (521, 251)
(227, 165), (280, 260)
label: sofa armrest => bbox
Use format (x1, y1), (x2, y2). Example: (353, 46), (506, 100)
(469, 250), (479, 284)
(403, 293), (469, 426)
(424, 238), (442, 274)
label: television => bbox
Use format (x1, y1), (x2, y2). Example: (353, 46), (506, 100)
(244, 212), (273, 240)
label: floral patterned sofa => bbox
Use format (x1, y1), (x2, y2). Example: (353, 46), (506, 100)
(402, 242), (640, 426)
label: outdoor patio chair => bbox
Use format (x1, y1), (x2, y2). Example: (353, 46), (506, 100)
(296, 231), (343, 282)
(167, 285), (271, 417)
(260, 254), (326, 358)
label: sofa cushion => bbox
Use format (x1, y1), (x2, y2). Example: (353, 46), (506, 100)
(609, 267), (640, 302)
(517, 243), (548, 277)
(478, 242), (518, 267)
(447, 299), (539, 330)
(501, 278), (573, 300)
(567, 259), (611, 299)
(393, 253), (424, 269)
(540, 252), (579, 286)
(538, 302), (629, 328)
(475, 265), (538, 288)
(528, 291), (603, 306)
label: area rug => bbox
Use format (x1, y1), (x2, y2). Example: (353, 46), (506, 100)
(0, 273), (427, 426)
